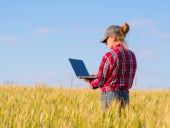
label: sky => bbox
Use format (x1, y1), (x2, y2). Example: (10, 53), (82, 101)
(0, 0), (170, 90)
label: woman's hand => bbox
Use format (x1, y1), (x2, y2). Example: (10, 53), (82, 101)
(90, 74), (98, 77)
(82, 78), (90, 82)
(82, 74), (97, 82)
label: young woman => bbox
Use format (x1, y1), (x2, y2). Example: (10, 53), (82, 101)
(83, 23), (137, 111)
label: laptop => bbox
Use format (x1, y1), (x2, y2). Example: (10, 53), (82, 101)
(69, 58), (97, 79)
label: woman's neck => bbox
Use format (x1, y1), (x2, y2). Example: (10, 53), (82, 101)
(113, 42), (122, 48)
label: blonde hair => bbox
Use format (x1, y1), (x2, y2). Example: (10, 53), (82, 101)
(116, 22), (130, 49)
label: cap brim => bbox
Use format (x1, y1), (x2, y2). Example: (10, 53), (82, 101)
(100, 36), (107, 43)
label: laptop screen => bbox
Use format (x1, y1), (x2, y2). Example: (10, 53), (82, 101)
(69, 58), (90, 77)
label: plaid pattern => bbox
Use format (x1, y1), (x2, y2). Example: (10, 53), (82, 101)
(89, 44), (137, 92)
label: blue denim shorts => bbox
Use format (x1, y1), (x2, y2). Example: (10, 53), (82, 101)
(100, 91), (129, 110)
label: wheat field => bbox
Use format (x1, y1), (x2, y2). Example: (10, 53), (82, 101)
(0, 85), (169, 128)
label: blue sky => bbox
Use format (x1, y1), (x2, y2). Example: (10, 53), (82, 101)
(0, 1), (170, 89)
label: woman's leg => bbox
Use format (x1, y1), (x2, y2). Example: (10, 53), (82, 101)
(100, 92), (119, 111)
(100, 91), (129, 111)
(119, 92), (129, 108)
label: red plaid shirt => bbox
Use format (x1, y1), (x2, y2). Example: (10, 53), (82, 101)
(89, 44), (137, 93)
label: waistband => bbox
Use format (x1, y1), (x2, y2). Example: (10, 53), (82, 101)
(101, 86), (129, 93)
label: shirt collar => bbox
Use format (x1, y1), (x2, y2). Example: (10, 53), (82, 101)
(114, 43), (122, 49)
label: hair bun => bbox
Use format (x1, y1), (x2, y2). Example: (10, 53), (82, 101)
(122, 22), (129, 34)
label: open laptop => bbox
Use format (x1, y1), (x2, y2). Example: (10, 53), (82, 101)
(69, 58), (97, 79)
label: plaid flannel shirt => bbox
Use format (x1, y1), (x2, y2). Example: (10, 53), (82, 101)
(89, 44), (137, 93)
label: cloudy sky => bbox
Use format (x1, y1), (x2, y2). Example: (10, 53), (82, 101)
(0, 0), (170, 89)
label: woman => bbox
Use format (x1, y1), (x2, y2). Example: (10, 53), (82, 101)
(83, 23), (137, 111)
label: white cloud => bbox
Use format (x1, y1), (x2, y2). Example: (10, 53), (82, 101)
(73, 26), (102, 34)
(0, 35), (28, 46)
(35, 27), (62, 34)
(0, 35), (20, 42)
(149, 30), (170, 40)
(34, 26), (102, 35)
(129, 19), (157, 28)
(137, 47), (160, 61)
(129, 19), (170, 41)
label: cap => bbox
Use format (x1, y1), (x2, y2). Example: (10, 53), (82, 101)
(100, 25), (121, 43)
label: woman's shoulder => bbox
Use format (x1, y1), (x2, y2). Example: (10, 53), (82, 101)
(105, 51), (112, 56)
(104, 50), (117, 59)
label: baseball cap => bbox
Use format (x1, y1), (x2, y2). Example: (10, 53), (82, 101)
(100, 25), (121, 43)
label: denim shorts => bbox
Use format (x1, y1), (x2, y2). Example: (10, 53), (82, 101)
(100, 91), (129, 111)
